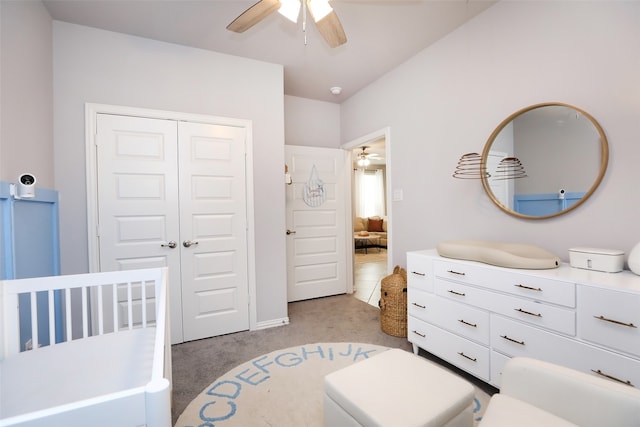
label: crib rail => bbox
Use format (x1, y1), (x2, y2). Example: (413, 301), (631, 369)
(0, 268), (168, 359)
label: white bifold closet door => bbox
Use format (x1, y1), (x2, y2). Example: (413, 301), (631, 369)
(95, 113), (249, 343)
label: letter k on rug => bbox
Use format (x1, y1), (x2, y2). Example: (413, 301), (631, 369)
(175, 342), (489, 426)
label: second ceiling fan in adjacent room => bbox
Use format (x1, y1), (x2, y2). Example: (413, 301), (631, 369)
(227, 0), (347, 48)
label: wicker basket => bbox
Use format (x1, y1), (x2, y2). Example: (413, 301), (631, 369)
(379, 265), (408, 337)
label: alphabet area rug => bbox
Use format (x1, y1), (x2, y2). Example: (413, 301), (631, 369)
(175, 342), (489, 427)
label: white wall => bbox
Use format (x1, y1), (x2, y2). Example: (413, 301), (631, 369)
(284, 95), (341, 147)
(341, 1), (640, 268)
(53, 22), (287, 324)
(0, 0), (53, 187)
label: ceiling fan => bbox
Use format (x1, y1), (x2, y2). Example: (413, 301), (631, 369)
(356, 146), (380, 167)
(227, 0), (347, 48)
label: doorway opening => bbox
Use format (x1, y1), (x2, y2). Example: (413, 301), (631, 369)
(343, 128), (392, 308)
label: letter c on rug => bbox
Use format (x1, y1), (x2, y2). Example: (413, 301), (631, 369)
(199, 399), (237, 422)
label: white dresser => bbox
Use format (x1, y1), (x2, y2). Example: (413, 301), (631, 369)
(407, 249), (640, 389)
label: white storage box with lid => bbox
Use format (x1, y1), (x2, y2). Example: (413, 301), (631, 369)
(568, 247), (624, 273)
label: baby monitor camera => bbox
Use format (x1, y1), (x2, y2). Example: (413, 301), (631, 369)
(559, 188), (565, 200)
(17, 173), (36, 198)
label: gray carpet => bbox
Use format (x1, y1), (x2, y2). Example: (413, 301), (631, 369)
(171, 293), (496, 424)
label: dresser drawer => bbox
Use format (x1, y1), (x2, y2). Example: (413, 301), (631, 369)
(433, 259), (575, 307)
(407, 252), (433, 292)
(491, 315), (640, 388)
(434, 278), (495, 311)
(578, 286), (640, 357)
(408, 316), (490, 381)
(408, 290), (489, 345)
(490, 291), (575, 336)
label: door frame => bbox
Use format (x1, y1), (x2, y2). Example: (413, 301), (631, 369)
(341, 127), (393, 276)
(84, 103), (258, 331)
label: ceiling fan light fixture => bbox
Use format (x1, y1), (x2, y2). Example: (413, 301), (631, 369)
(357, 157), (370, 167)
(308, 0), (333, 22)
(278, 0), (301, 23)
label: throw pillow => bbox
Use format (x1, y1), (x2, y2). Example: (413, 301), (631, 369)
(368, 218), (384, 232)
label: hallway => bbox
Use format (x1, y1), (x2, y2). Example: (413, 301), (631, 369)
(353, 248), (387, 307)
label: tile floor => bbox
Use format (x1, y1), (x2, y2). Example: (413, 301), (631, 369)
(353, 248), (388, 307)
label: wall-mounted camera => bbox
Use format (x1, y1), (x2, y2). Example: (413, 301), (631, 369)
(17, 173), (36, 199)
(559, 188), (565, 200)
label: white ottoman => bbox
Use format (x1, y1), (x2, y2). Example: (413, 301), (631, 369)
(323, 349), (475, 427)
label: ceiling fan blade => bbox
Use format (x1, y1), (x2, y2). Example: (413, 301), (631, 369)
(227, 0), (281, 33)
(313, 10), (347, 48)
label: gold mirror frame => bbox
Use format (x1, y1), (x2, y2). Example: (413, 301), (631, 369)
(481, 102), (609, 220)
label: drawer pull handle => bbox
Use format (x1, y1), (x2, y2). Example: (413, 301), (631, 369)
(594, 315), (637, 329)
(412, 330), (426, 338)
(447, 270), (466, 276)
(500, 335), (525, 346)
(448, 290), (466, 297)
(458, 352), (477, 362)
(515, 308), (542, 317)
(514, 284), (543, 292)
(458, 319), (477, 328)
(411, 302), (426, 309)
(411, 271), (426, 276)
(591, 369), (634, 387)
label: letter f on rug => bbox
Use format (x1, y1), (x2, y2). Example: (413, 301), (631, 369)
(176, 343), (488, 426)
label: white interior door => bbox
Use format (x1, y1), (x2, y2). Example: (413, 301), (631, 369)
(95, 113), (249, 343)
(487, 151), (512, 209)
(95, 114), (183, 342)
(178, 122), (249, 341)
(285, 146), (348, 302)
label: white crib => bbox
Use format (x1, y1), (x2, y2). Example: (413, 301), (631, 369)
(0, 268), (171, 427)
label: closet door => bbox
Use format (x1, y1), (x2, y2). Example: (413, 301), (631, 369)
(178, 122), (249, 341)
(95, 114), (183, 342)
(95, 114), (249, 343)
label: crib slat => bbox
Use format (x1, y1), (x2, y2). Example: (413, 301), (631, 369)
(81, 286), (88, 338)
(48, 289), (56, 346)
(127, 281), (133, 330)
(65, 287), (73, 342)
(30, 291), (39, 350)
(112, 281), (119, 333)
(97, 284), (104, 335)
(141, 280), (147, 328)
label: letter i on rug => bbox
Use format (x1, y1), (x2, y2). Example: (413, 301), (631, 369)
(176, 343), (489, 426)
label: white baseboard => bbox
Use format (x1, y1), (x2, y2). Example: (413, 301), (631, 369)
(253, 316), (290, 330)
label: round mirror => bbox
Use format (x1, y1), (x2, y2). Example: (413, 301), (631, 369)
(481, 102), (609, 219)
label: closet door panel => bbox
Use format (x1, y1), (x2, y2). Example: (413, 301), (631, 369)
(95, 114), (183, 342)
(178, 122), (249, 341)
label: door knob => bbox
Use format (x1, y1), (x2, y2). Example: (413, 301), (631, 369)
(183, 240), (199, 248)
(161, 241), (177, 249)
(286, 230), (296, 235)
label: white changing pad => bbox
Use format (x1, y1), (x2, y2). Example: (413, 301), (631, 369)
(436, 240), (560, 269)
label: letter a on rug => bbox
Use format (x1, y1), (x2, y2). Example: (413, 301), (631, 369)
(175, 342), (488, 426)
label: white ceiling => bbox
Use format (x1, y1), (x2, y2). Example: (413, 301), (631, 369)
(42, 0), (496, 103)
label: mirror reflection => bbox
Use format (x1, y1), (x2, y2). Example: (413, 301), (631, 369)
(481, 103), (608, 219)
